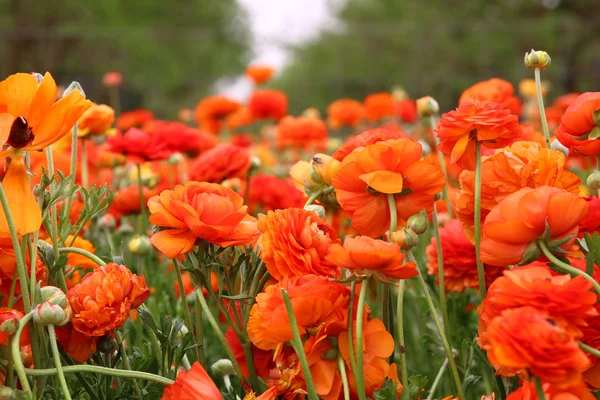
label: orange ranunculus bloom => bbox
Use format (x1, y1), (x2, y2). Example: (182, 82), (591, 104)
(304, 330), (343, 399)
(248, 89), (288, 121)
(485, 306), (590, 386)
(326, 235), (417, 280)
(327, 98), (365, 129)
(148, 182), (259, 259)
(275, 115), (328, 151)
(67, 263), (150, 337)
(248, 173), (304, 213)
(110, 185), (159, 218)
(116, 109), (154, 131)
(55, 323), (99, 362)
(0, 308), (29, 346)
(0, 238), (46, 300)
(257, 208), (341, 280)
(459, 78), (522, 116)
(47, 235), (99, 289)
(363, 92), (395, 122)
(226, 106), (254, 132)
(332, 128), (408, 161)
(246, 65), (275, 85)
(545, 93), (580, 128)
(194, 95), (241, 134)
(555, 92), (600, 156)
(480, 186), (588, 266)
(426, 219), (505, 292)
(333, 139), (445, 238)
(189, 144), (251, 183)
(0, 72), (92, 235)
(436, 99), (522, 170)
(579, 196), (600, 237)
(243, 387), (278, 400)
(506, 378), (594, 400)
(247, 275), (350, 351)
(456, 141), (580, 241)
(161, 362), (222, 400)
(102, 71), (122, 88)
(77, 104), (115, 137)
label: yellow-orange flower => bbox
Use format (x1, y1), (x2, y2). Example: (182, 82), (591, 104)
(77, 104), (115, 137)
(276, 115), (328, 151)
(194, 95), (241, 134)
(506, 378), (594, 400)
(327, 98), (365, 129)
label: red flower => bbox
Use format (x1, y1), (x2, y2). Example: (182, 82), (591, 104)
(0, 308), (29, 346)
(116, 109), (154, 131)
(579, 196), (600, 237)
(248, 174), (304, 213)
(363, 93), (395, 122)
(555, 92), (600, 156)
(143, 120), (217, 156)
(246, 65), (275, 85)
(248, 90), (288, 121)
(395, 99), (417, 123)
(55, 324), (99, 362)
(161, 362), (222, 399)
(105, 128), (171, 163)
(327, 99), (365, 129)
(189, 144), (251, 183)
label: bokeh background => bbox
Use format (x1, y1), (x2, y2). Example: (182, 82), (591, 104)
(3, 0), (599, 115)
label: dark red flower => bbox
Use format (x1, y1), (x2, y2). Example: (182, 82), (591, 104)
(189, 144), (251, 183)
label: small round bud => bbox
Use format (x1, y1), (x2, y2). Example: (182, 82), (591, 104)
(250, 156), (262, 169)
(302, 107), (321, 119)
(0, 318), (18, 336)
(524, 49), (551, 70)
(117, 222), (135, 236)
(98, 213), (117, 230)
(407, 209), (429, 235)
(40, 286), (68, 308)
(98, 336), (117, 354)
(168, 152), (185, 165)
(211, 359), (235, 378)
(128, 235), (153, 256)
(391, 87), (408, 102)
(588, 170), (600, 190)
(0, 386), (16, 400)
(305, 204), (326, 219)
(33, 302), (71, 326)
(390, 228), (419, 250)
(102, 72), (123, 88)
(416, 96), (439, 117)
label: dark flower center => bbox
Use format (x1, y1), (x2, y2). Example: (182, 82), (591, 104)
(7, 117), (35, 149)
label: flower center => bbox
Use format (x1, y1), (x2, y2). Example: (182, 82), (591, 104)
(7, 116), (35, 149)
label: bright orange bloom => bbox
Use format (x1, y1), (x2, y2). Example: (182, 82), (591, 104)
(247, 275), (350, 351)
(0, 308), (29, 346)
(485, 306), (590, 386)
(77, 104), (115, 137)
(480, 186), (588, 266)
(0, 72), (92, 234)
(194, 95), (241, 134)
(436, 99), (522, 170)
(276, 115), (328, 151)
(226, 106), (254, 131)
(67, 263), (150, 337)
(426, 219), (505, 292)
(545, 93), (580, 127)
(148, 182), (259, 259)
(246, 65), (275, 85)
(333, 139), (445, 237)
(161, 362), (222, 400)
(243, 387), (278, 400)
(110, 185), (159, 217)
(304, 330), (343, 399)
(55, 324), (99, 362)
(506, 378), (594, 400)
(189, 144), (251, 183)
(0, 238), (46, 299)
(102, 71), (122, 88)
(47, 235), (99, 289)
(327, 98), (365, 129)
(248, 173), (304, 213)
(326, 235), (417, 280)
(459, 78), (522, 116)
(363, 93), (395, 122)
(332, 128), (408, 161)
(248, 89), (288, 121)
(257, 208), (340, 280)
(116, 109), (154, 131)
(456, 141), (580, 240)
(555, 92), (600, 156)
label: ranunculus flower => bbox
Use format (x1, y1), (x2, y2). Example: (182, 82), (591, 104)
(77, 104), (115, 137)
(245, 65), (275, 85)
(459, 78), (522, 116)
(0, 238), (47, 299)
(55, 324), (99, 362)
(332, 128), (407, 162)
(579, 196), (600, 237)
(143, 120), (218, 156)
(148, 182), (259, 259)
(189, 144), (251, 183)
(248, 89), (288, 121)
(555, 92), (600, 156)
(0, 308), (28, 346)
(327, 98), (365, 129)
(116, 109), (154, 131)
(363, 93), (395, 122)
(276, 115), (328, 151)
(506, 378), (594, 400)
(226, 107), (254, 132)
(194, 95), (241, 134)
(161, 362), (222, 399)
(248, 173), (304, 213)
(257, 208), (340, 280)
(110, 184), (159, 218)
(394, 99), (417, 123)
(105, 128), (171, 163)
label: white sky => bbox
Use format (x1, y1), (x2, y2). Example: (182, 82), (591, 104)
(218, 0), (339, 100)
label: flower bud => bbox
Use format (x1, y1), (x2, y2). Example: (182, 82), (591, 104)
(305, 204), (326, 219)
(33, 302), (71, 326)
(391, 87), (408, 102)
(524, 49), (551, 70)
(0, 318), (18, 336)
(416, 96), (439, 117)
(98, 336), (117, 354)
(250, 156), (262, 170)
(0, 386), (15, 400)
(167, 152), (185, 165)
(103, 72), (123, 88)
(117, 222), (135, 236)
(407, 209), (429, 235)
(310, 154), (341, 186)
(128, 235), (153, 256)
(302, 107), (321, 119)
(390, 228), (419, 250)
(63, 81), (86, 99)
(40, 286), (68, 308)
(211, 359), (235, 378)
(588, 170), (600, 190)
(98, 213), (117, 230)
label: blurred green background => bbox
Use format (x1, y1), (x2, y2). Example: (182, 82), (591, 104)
(2, 0), (599, 116)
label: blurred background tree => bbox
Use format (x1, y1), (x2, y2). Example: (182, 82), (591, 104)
(0, 0), (250, 115)
(274, 0), (600, 113)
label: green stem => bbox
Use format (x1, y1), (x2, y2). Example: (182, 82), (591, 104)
(432, 205), (451, 344)
(338, 354), (351, 400)
(114, 331), (142, 397)
(538, 241), (600, 294)
(241, 341), (260, 391)
(24, 365), (174, 386)
(395, 280), (408, 386)
(8, 269), (18, 308)
(426, 357), (448, 400)
(430, 115), (452, 218)
(145, 327), (163, 374)
(304, 190), (322, 208)
(354, 280), (368, 400)
(58, 247), (106, 266)
(136, 163), (146, 232)
(7, 336), (14, 388)
(62, 123), (78, 225)
(281, 288), (319, 400)
(81, 138), (89, 189)
(11, 311), (33, 395)
(580, 342), (600, 358)
(386, 194), (397, 232)
(534, 68), (551, 149)
(346, 282), (359, 385)
(29, 230), (39, 303)
(173, 260), (199, 361)
(49, 206), (67, 292)
(47, 325), (72, 400)
(534, 377), (547, 400)
(194, 293), (205, 366)
(474, 140), (486, 298)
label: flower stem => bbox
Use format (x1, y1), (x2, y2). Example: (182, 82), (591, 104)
(11, 311), (33, 394)
(538, 241), (600, 294)
(386, 194), (398, 233)
(173, 259), (199, 361)
(346, 282), (359, 384)
(580, 342), (600, 358)
(58, 247), (106, 266)
(354, 280), (369, 400)
(7, 336), (14, 388)
(396, 280), (408, 386)
(281, 288), (319, 400)
(29, 230), (39, 303)
(432, 204), (451, 344)
(534, 68), (551, 149)
(47, 325), (72, 400)
(114, 331), (143, 397)
(81, 138), (89, 189)
(430, 115), (452, 218)
(426, 357), (449, 400)
(304, 190), (322, 208)
(338, 354), (351, 400)
(24, 365), (174, 386)
(194, 292), (205, 366)
(63, 122), (78, 223)
(474, 140), (486, 298)
(534, 377), (547, 400)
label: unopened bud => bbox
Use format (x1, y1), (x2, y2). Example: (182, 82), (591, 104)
(168, 152), (185, 165)
(128, 235), (153, 256)
(0, 386), (15, 400)
(98, 213), (117, 230)
(117, 222), (134, 236)
(390, 228), (419, 250)
(33, 302), (71, 326)
(407, 209), (429, 235)
(211, 359), (235, 378)
(391, 87), (408, 102)
(310, 154), (341, 185)
(302, 107), (321, 119)
(63, 81), (86, 99)
(305, 204), (326, 219)
(588, 170), (600, 190)
(98, 336), (117, 354)
(0, 318), (18, 336)
(416, 96), (439, 117)
(250, 156), (262, 169)
(524, 49), (551, 71)
(40, 286), (68, 308)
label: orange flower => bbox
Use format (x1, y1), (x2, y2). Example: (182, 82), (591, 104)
(189, 144), (251, 183)
(110, 185), (158, 217)
(246, 65), (275, 85)
(247, 275), (350, 351)
(332, 128), (408, 161)
(506, 378), (594, 400)
(459, 78), (522, 116)
(0, 72), (92, 234)
(47, 235), (99, 289)
(436, 99), (522, 170)
(148, 182), (259, 259)
(456, 141), (580, 240)
(426, 219), (505, 292)
(105, 128), (171, 163)
(485, 306), (590, 386)
(0, 308), (29, 346)
(326, 235), (417, 280)
(363, 93), (395, 122)
(55, 324), (99, 362)
(395, 99), (417, 123)
(248, 89), (288, 121)
(194, 95), (241, 134)
(143, 120), (218, 156)
(77, 104), (115, 137)
(304, 330), (343, 399)
(333, 138), (445, 238)
(226, 106), (254, 132)
(555, 92), (600, 156)
(480, 186), (588, 266)
(545, 93), (580, 127)
(116, 109), (154, 131)
(67, 263), (150, 336)
(276, 115), (328, 151)
(174, 271), (218, 299)
(243, 387), (278, 400)
(257, 208), (340, 280)
(289, 153), (341, 197)
(102, 71), (122, 88)
(579, 196), (600, 237)
(327, 98), (365, 129)
(0, 238), (46, 299)
(161, 362), (222, 400)
(248, 173), (304, 213)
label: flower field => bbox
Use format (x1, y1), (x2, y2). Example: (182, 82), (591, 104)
(1, 50), (600, 399)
